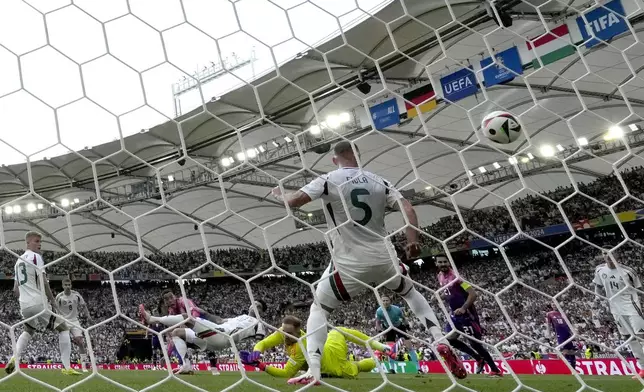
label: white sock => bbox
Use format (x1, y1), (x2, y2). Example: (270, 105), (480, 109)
(80, 353), (88, 369)
(59, 331), (72, 370)
(172, 336), (190, 369)
(403, 288), (444, 341)
(628, 339), (644, 368)
(15, 331), (32, 361)
(306, 303), (329, 379)
(150, 315), (185, 326)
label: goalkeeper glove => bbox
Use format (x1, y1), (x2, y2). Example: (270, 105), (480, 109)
(239, 351), (265, 370)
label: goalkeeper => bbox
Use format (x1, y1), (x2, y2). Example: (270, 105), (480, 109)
(240, 315), (394, 383)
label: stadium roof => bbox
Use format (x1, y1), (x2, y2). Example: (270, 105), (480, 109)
(0, 0), (643, 254)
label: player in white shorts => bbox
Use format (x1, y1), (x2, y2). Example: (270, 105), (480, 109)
(56, 278), (91, 372)
(271, 141), (465, 384)
(139, 300), (267, 373)
(593, 253), (644, 378)
(6, 231), (81, 376)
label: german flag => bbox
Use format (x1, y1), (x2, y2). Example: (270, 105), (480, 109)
(403, 83), (436, 118)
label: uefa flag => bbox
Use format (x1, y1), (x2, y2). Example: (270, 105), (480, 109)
(403, 83), (436, 118)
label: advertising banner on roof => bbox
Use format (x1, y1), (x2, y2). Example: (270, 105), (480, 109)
(577, 0), (628, 48)
(440, 67), (478, 102)
(368, 98), (400, 130)
(480, 46), (523, 87)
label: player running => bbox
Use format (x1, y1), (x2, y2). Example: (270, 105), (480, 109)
(139, 299), (267, 374)
(6, 232), (81, 376)
(593, 253), (644, 379)
(375, 295), (420, 374)
(545, 305), (577, 370)
(239, 315), (396, 383)
(271, 141), (465, 383)
(56, 278), (91, 372)
(436, 254), (502, 377)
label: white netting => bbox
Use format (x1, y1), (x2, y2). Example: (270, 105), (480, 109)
(1, 0), (644, 391)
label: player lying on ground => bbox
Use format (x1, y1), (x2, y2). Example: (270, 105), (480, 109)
(375, 295), (420, 374)
(56, 278), (91, 372)
(239, 315), (396, 384)
(593, 253), (644, 379)
(435, 254), (502, 377)
(139, 299), (266, 373)
(272, 141), (466, 383)
(545, 305), (577, 370)
(7, 231), (82, 376)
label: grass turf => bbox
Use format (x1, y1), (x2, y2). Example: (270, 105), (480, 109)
(0, 371), (641, 392)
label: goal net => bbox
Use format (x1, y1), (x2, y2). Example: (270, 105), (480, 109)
(0, 0), (643, 391)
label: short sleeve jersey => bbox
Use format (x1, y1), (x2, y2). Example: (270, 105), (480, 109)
(546, 310), (570, 336)
(15, 250), (45, 308)
(593, 263), (643, 316)
(376, 305), (404, 328)
(56, 290), (85, 320)
(300, 167), (402, 261)
(438, 270), (479, 321)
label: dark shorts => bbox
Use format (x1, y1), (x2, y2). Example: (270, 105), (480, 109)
(557, 332), (575, 351)
(384, 324), (408, 342)
(445, 316), (483, 340)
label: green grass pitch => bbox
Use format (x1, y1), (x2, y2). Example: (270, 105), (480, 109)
(0, 371), (641, 392)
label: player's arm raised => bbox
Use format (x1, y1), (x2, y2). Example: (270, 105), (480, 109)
(272, 176), (327, 209)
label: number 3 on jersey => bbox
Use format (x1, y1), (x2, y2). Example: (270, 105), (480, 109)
(18, 263), (28, 285)
(350, 188), (372, 225)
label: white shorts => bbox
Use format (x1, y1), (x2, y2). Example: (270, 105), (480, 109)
(186, 318), (230, 351)
(21, 304), (65, 332)
(613, 314), (644, 335)
(186, 316), (262, 352)
(315, 259), (412, 312)
(67, 319), (83, 338)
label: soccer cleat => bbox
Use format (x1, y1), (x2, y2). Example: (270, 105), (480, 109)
(82, 368), (89, 373)
(211, 367), (221, 376)
(287, 370), (321, 385)
(437, 344), (467, 379)
(631, 369), (644, 379)
(488, 370), (503, 378)
(5, 357), (15, 374)
(62, 368), (82, 376)
(475, 359), (485, 374)
(138, 304), (149, 325)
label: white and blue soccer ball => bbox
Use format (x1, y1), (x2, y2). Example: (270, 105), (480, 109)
(481, 111), (522, 144)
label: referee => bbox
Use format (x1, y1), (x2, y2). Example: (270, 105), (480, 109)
(375, 296), (419, 373)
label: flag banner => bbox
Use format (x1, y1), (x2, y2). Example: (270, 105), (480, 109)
(577, 0), (628, 48)
(440, 67), (478, 102)
(402, 83), (436, 118)
(369, 97), (400, 129)
(480, 46), (523, 87)
(528, 24), (576, 68)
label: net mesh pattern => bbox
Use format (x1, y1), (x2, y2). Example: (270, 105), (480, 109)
(0, 0), (643, 391)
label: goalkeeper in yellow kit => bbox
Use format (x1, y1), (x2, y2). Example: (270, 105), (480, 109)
(239, 315), (395, 383)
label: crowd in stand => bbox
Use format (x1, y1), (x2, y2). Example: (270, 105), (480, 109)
(0, 166), (642, 364)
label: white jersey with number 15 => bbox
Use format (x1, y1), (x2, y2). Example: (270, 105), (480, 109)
(300, 167), (403, 263)
(15, 250), (45, 309)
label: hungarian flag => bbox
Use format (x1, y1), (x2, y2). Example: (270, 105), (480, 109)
(527, 24), (576, 69)
(403, 83), (436, 118)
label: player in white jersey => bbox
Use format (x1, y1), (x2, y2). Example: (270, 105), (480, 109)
(56, 278), (91, 372)
(271, 141), (465, 384)
(138, 300), (267, 374)
(593, 253), (644, 378)
(6, 232), (81, 376)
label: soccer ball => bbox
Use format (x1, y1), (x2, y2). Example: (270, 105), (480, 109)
(481, 111), (521, 144)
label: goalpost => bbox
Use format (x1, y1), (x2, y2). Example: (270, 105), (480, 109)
(0, 0), (643, 391)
